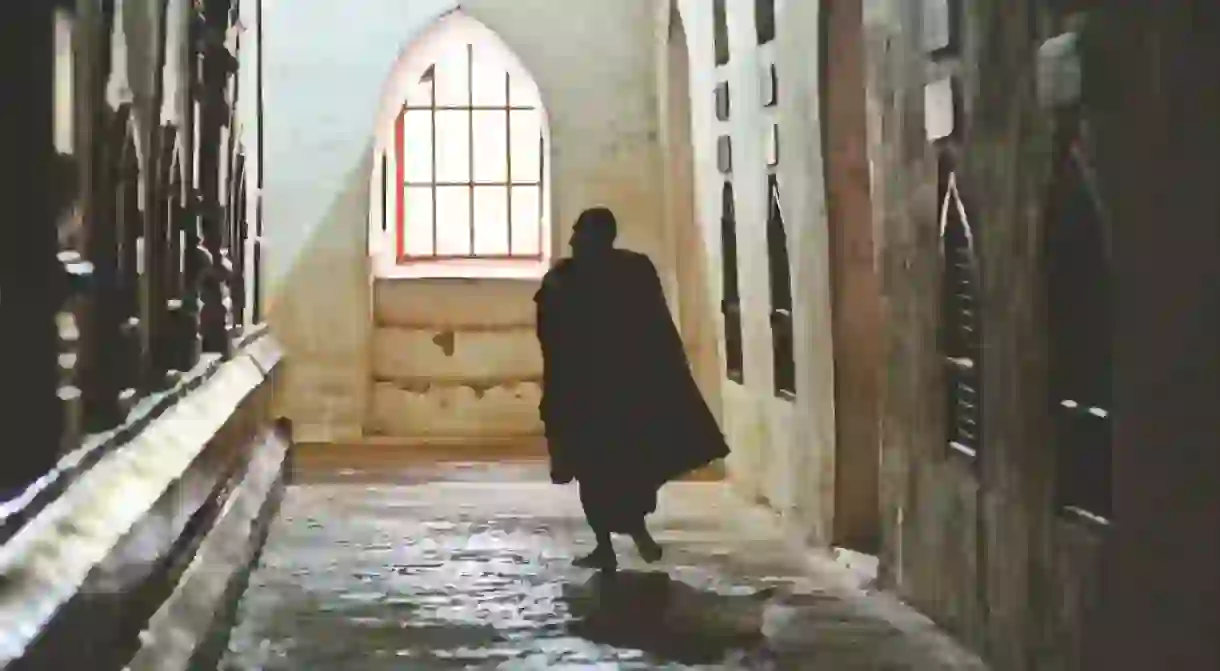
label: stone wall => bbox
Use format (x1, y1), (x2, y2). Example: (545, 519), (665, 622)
(368, 278), (543, 441)
(862, 1), (1110, 669)
(661, 0), (839, 541)
(0, 331), (289, 670)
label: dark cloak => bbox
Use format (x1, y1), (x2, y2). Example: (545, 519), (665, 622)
(534, 248), (730, 531)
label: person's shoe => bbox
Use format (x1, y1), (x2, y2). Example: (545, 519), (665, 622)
(573, 546), (618, 571)
(633, 533), (664, 563)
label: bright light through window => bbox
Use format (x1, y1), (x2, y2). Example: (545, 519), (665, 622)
(394, 39), (546, 262)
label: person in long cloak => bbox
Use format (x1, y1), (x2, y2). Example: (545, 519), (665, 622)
(534, 207), (730, 571)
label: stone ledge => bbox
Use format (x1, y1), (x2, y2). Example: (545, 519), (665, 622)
(126, 427), (289, 671)
(0, 333), (288, 669)
(290, 439), (726, 483)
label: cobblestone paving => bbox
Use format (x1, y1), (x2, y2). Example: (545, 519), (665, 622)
(220, 461), (988, 670)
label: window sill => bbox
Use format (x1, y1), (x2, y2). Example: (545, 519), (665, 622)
(1058, 505), (1112, 530)
(373, 258), (550, 281)
(948, 441), (977, 459)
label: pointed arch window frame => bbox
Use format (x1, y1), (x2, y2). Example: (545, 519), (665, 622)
(766, 173), (795, 399)
(938, 167), (983, 460)
(393, 41), (547, 264)
(719, 180), (745, 383)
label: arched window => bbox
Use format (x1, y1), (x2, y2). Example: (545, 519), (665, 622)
(1047, 120), (1112, 522)
(767, 174), (794, 397)
(113, 107), (145, 405)
(720, 182), (744, 382)
(386, 16), (548, 268)
(939, 157), (982, 459)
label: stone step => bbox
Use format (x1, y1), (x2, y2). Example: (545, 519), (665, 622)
(290, 438), (726, 484)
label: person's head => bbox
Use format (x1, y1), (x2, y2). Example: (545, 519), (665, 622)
(570, 207), (618, 258)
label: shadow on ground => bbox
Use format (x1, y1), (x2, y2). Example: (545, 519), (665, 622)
(561, 569), (774, 665)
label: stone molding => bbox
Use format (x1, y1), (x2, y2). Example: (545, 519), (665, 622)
(0, 332), (287, 669)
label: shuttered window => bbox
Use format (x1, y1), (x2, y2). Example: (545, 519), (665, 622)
(939, 158), (982, 458)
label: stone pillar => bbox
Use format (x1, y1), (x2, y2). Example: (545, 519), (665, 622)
(197, 0), (235, 358)
(0, 3), (63, 496)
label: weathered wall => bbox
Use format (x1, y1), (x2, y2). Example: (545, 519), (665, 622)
(261, 1), (668, 442)
(864, 1), (1109, 669)
(369, 278), (542, 440)
(659, 0), (840, 543)
(0, 332), (289, 671)
(822, 0), (884, 554)
(1084, 7), (1220, 670)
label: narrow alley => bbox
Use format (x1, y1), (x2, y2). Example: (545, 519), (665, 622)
(221, 458), (986, 670)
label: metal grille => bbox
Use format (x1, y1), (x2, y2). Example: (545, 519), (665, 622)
(939, 166), (982, 458)
(394, 43), (545, 262)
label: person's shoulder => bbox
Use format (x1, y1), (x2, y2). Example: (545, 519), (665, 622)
(613, 249), (659, 274)
(535, 258), (574, 301)
(544, 258), (575, 281)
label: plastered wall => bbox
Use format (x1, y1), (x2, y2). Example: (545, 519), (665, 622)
(662, 0), (839, 543)
(261, 0), (842, 529)
(258, 0), (669, 442)
(368, 279), (543, 440)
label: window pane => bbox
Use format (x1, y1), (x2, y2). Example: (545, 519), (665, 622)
(404, 71), (433, 107)
(473, 187), (509, 256)
(508, 73), (538, 108)
(510, 112), (542, 182)
(510, 186), (541, 256)
(434, 110), (470, 183)
(471, 51), (506, 107)
(402, 186), (434, 257)
(402, 110), (433, 183)
(433, 44), (469, 106)
(472, 111), (508, 183)
(435, 186), (471, 256)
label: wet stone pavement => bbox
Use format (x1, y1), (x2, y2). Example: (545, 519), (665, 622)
(220, 461), (989, 670)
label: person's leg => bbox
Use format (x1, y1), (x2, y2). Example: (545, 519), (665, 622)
(574, 481), (618, 570)
(630, 518), (663, 563)
(573, 526), (616, 569)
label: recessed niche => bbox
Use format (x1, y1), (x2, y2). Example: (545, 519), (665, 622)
(922, 0), (955, 54)
(717, 135), (733, 174)
(756, 0), (776, 45)
(715, 81), (730, 121)
(924, 76), (957, 142)
(761, 64), (778, 107)
(713, 0), (730, 66)
(765, 123), (779, 166)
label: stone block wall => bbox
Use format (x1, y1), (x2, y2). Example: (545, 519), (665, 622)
(368, 278), (543, 441)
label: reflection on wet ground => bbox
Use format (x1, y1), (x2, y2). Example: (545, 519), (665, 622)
(220, 461), (988, 669)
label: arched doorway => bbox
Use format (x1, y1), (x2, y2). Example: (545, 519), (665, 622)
(664, 5), (723, 425)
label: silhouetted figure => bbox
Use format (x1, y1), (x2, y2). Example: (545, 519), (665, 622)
(534, 207), (730, 571)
